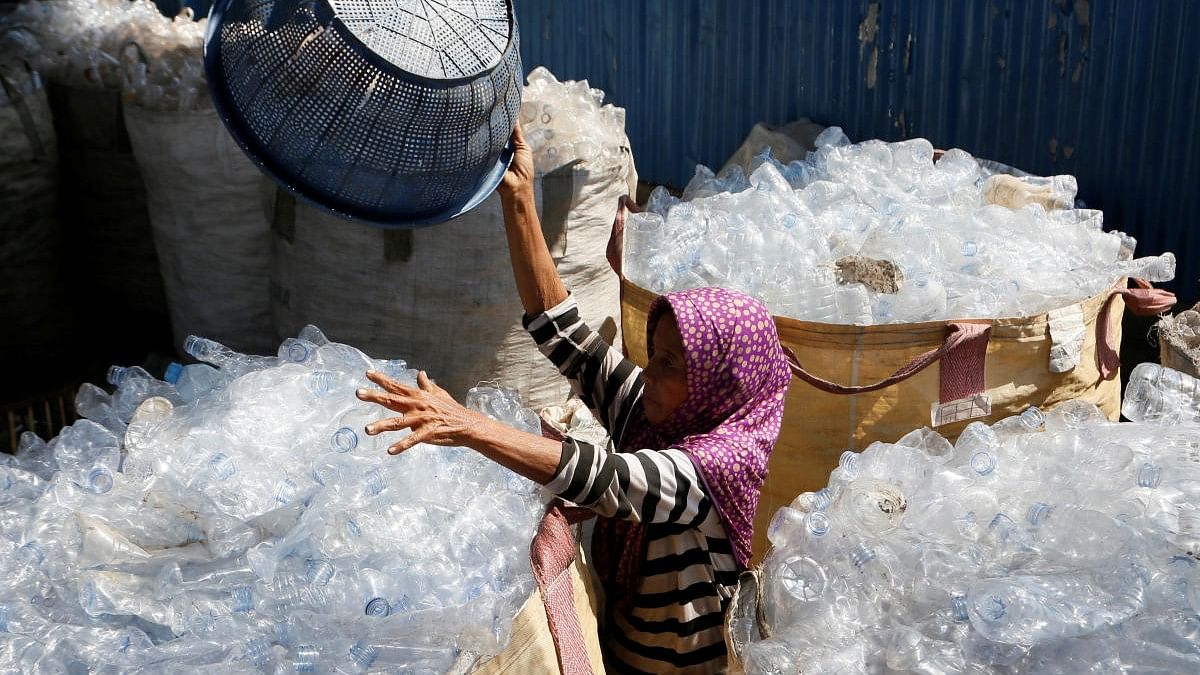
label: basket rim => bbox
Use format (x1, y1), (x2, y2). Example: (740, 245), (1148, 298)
(210, 0), (518, 89)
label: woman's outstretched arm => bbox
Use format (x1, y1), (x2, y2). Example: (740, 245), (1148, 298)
(356, 371), (716, 530)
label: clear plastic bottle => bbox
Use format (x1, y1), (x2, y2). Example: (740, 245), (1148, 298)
(1122, 363), (1200, 425)
(328, 407), (388, 454)
(74, 383), (126, 435)
(991, 407), (1046, 439)
(14, 431), (57, 479)
(107, 365), (181, 421)
(164, 362), (225, 403)
(183, 335), (278, 378)
(969, 568), (1147, 646)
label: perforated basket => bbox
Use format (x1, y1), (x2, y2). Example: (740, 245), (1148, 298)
(204, 0), (522, 227)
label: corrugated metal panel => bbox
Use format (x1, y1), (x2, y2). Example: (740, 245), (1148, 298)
(514, 0), (1200, 304)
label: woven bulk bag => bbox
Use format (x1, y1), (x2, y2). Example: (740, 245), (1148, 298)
(0, 66), (65, 374)
(270, 154), (636, 410)
(610, 198), (1174, 563)
(46, 82), (168, 342)
(123, 103), (274, 355)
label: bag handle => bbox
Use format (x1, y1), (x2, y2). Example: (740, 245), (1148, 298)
(606, 194), (640, 280)
(784, 322), (992, 399)
(531, 421), (596, 675)
(1096, 278), (1177, 380)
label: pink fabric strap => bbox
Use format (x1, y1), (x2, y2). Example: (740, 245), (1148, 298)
(784, 322), (992, 398)
(937, 322), (992, 402)
(1096, 279), (1177, 379)
(531, 502), (595, 675)
(534, 423), (595, 674)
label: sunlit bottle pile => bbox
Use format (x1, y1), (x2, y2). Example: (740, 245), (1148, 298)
(0, 326), (548, 672)
(519, 66), (631, 172)
(745, 364), (1200, 673)
(626, 128), (1175, 324)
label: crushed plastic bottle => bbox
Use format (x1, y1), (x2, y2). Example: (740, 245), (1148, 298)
(1122, 362), (1200, 426)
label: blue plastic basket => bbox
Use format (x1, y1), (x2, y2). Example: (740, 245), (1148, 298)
(204, 0), (522, 227)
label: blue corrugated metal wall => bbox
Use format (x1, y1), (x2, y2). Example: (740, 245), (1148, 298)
(514, 0), (1200, 304)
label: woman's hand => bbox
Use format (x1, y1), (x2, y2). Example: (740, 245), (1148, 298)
(356, 370), (486, 455)
(357, 370), (563, 484)
(498, 123), (535, 200)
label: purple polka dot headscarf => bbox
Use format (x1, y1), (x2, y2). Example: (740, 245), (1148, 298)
(594, 287), (791, 595)
(642, 287), (792, 565)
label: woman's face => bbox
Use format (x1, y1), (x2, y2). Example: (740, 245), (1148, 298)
(642, 313), (689, 424)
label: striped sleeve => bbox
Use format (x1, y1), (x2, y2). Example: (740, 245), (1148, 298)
(523, 294), (643, 437)
(545, 439), (712, 526)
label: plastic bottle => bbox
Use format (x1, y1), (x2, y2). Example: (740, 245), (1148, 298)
(74, 383), (126, 435)
(966, 570), (1145, 645)
(1122, 363), (1200, 425)
(183, 335), (278, 378)
(108, 365), (181, 422)
(164, 362), (225, 403)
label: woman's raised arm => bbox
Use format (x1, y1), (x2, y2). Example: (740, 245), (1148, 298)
(497, 124), (569, 317)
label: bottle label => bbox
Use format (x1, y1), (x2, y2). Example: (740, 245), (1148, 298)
(931, 393), (992, 426)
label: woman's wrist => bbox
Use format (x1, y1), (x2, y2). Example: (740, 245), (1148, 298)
(460, 413), (503, 452)
(499, 183), (536, 209)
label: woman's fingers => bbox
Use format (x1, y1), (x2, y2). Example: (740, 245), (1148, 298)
(354, 388), (412, 411)
(365, 415), (415, 436)
(359, 370), (462, 455)
(365, 370), (415, 395)
(416, 370), (439, 393)
(388, 429), (431, 456)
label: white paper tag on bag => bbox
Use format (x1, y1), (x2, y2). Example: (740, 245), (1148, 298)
(931, 393), (993, 427)
(1048, 303), (1087, 373)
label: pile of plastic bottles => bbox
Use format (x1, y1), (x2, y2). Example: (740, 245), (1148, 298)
(1, 0), (208, 110)
(519, 66), (631, 172)
(746, 364), (1200, 673)
(0, 326), (548, 672)
(625, 128), (1175, 324)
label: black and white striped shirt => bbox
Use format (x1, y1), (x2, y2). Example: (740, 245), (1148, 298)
(526, 295), (738, 674)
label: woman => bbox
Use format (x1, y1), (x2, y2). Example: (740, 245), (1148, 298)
(356, 125), (792, 673)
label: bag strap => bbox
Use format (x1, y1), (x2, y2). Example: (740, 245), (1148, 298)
(606, 194), (640, 280)
(1096, 278), (1177, 380)
(784, 321), (992, 399)
(530, 502), (595, 675)
(532, 420), (596, 675)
